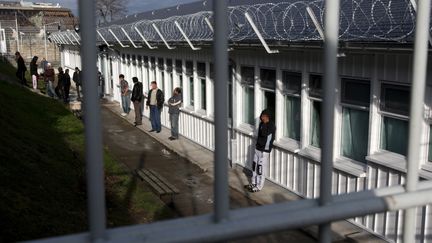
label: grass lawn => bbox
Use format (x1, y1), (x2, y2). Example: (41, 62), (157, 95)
(0, 62), (175, 242)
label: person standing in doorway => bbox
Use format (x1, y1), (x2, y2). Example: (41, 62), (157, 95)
(119, 74), (131, 116)
(30, 56), (38, 90)
(73, 67), (82, 100)
(146, 81), (164, 133)
(131, 77), (143, 126)
(168, 87), (182, 140)
(245, 109), (276, 193)
(15, 51), (27, 86)
(63, 69), (71, 103)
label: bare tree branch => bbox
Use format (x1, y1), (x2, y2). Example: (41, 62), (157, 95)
(96, 0), (128, 25)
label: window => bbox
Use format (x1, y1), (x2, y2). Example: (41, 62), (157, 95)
(241, 66), (255, 125)
(197, 62), (206, 110)
(175, 59), (183, 89)
(166, 59), (173, 94)
(186, 61), (194, 106)
(380, 83), (410, 156)
(260, 69), (276, 120)
(340, 78), (370, 163)
(282, 71), (301, 141)
(429, 126), (432, 162)
(309, 74), (322, 148)
(229, 65), (233, 119)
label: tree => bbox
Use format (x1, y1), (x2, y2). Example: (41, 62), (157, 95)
(96, 0), (129, 25)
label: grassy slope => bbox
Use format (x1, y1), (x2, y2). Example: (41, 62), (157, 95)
(0, 69), (174, 242)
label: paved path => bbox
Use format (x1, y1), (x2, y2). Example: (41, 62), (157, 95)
(102, 100), (387, 243)
(101, 105), (317, 243)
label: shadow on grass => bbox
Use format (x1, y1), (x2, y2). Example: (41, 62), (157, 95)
(0, 80), (172, 242)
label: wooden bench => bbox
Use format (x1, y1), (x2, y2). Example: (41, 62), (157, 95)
(135, 168), (180, 199)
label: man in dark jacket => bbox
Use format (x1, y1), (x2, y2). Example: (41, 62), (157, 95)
(146, 81), (164, 133)
(30, 56), (38, 90)
(15, 51), (27, 86)
(245, 109), (276, 193)
(131, 77), (143, 126)
(63, 69), (71, 103)
(55, 67), (64, 100)
(73, 67), (82, 100)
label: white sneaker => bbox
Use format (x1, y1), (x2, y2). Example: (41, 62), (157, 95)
(121, 112), (127, 116)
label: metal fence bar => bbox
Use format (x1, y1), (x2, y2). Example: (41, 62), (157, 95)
(78, 0), (107, 241)
(320, 0), (341, 242)
(30, 181), (432, 243)
(213, 0), (229, 223)
(403, 0), (431, 242)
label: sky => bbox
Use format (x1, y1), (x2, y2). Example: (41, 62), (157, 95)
(41, 0), (199, 17)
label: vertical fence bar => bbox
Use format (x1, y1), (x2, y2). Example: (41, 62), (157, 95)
(403, 0), (431, 242)
(320, 0), (340, 242)
(213, 0), (229, 222)
(78, 0), (107, 241)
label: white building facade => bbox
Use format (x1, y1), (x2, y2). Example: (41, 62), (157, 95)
(57, 0), (432, 241)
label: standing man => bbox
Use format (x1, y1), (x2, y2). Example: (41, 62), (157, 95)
(245, 109), (276, 193)
(30, 56), (38, 90)
(15, 51), (27, 86)
(55, 67), (65, 100)
(44, 63), (56, 98)
(146, 81), (164, 133)
(73, 67), (82, 100)
(131, 77), (143, 126)
(168, 87), (182, 140)
(119, 74), (131, 116)
(63, 69), (71, 103)
(40, 58), (48, 74)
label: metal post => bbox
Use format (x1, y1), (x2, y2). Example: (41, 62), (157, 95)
(213, 0), (229, 223)
(44, 24), (47, 59)
(15, 12), (19, 52)
(320, 0), (340, 242)
(78, 0), (107, 241)
(403, 0), (431, 242)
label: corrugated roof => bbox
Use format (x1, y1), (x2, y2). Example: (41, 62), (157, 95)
(53, 0), (425, 47)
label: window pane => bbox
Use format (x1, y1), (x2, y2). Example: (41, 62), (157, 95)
(381, 117), (408, 155)
(282, 71), (301, 95)
(150, 57), (155, 69)
(381, 84), (410, 116)
(186, 61), (193, 76)
(284, 96), (301, 140)
(243, 86), (254, 124)
(197, 62), (206, 78)
(309, 74), (322, 98)
(166, 59), (173, 73)
(341, 108), (369, 163)
(263, 91), (275, 119)
(175, 59), (182, 73)
(311, 101), (321, 148)
(229, 83), (233, 119)
(341, 78), (370, 106)
(201, 78), (206, 110)
(158, 58), (164, 70)
(429, 126), (432, 162)
(260, 69), (276, 90)
(189, 77), (194, 106)
(241, 66), (254, 85)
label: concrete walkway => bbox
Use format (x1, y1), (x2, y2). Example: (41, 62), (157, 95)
(102, 100), (386, 243)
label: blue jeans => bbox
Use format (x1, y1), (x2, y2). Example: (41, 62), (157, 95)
(121, 95), (130, 114)
(170, 113), (179, 138)
(46, 81), (56, 98)
(150, 105), (161, 132)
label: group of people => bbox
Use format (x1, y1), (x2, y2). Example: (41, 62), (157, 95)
(118, 74), (182, 141)
(118, 74), (276, 193)
(15, 51), (83, 103)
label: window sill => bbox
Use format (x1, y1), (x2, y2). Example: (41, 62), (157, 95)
(297, 147), (367, 177)
(235, 123), (255, 136)
(334, 157), (367, 178)
(421, 163), (432, 173)
(298, 146), (321, 162)
(181, 106), (195, 113)
(274, 137), (300, 154)
(366, 151), (407, 173)
(195, 109), (207, 118)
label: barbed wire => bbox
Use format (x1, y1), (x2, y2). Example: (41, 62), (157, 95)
(53, 0), (420, 45)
